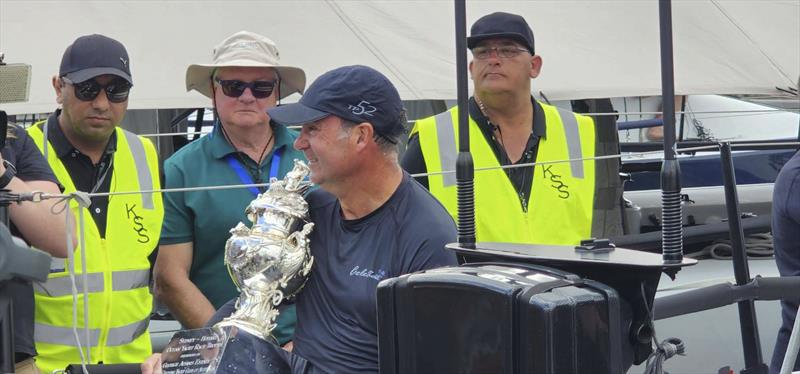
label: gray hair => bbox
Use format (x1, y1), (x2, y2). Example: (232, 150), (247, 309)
(340, 118), (403, 155)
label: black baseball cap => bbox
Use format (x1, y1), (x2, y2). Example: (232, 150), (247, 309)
(267, 65), (405, 140)
(59, 34), (133, 84)
(467, 12), (535, 54)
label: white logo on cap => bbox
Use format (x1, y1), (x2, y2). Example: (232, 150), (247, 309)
(120, 57), (128, 67)
(348, 101), (376, 117)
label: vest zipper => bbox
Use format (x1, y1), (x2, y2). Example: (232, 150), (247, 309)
(519, 193), (528, 213)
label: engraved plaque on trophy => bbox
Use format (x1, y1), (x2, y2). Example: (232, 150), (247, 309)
(161, 160), (314, 374)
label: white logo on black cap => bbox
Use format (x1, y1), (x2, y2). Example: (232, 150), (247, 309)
(120, 57), (128, 67)
(348, 100), (376, 117)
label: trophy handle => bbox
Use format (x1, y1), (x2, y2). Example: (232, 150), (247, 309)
(286, 222), (314, 249)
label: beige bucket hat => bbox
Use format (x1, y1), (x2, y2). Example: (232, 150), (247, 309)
(185, 31), (305, 99)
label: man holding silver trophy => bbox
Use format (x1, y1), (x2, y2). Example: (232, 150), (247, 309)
(144, 66), (457, 373)
(156, 159), (316, 373)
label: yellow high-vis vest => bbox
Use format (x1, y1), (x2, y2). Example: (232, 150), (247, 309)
(411, 103), (596, 245)
(28, 123), (163, 372)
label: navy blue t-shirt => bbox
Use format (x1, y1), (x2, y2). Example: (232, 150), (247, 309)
(292, 173), (458, 373)
(770, 150), (800, 374)
(1, 125), (60, 360)
(208, 173), (458, 372)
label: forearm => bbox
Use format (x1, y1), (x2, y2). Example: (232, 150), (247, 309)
(7, 178), (71, 257)
(156, 270), (216, 328)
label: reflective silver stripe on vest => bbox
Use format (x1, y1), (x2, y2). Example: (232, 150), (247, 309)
(112, 269), (149, 292)
(33, 273), (104, 297)
(34, 269), (149, 297)
(34, 318), (148, 347)
(557, 108), (585, 179)
(434, 111), (458, 187)
(122, 130), (154, 209)
(106, 318), (149, 346)
(35, 322), (100, 347)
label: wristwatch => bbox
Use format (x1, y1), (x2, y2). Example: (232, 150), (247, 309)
(0, 160), (17, 189)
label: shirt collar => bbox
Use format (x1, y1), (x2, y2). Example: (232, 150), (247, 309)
(45, 110), (117, 159)
(468, 96), (547, 140)
(209, 120), (294, 162)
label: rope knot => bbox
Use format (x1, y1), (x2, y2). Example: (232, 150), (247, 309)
(645, 337), (686, 374)
(69, 191), (92, 208)
(658, 337), (685, 359)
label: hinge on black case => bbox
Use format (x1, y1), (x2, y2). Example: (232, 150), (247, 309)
(574, 238), (616, 253)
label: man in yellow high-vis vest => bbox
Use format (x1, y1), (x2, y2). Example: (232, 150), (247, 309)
(402, 12), (613, 246)
(27, 34), (163, 373)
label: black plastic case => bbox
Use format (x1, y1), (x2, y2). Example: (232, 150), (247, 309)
(377, 262), (633, 374)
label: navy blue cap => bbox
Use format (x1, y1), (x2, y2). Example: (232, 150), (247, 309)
(467, 12), (535, 54)
(267, 65), (405, 139)
(59, 34), (132, 84)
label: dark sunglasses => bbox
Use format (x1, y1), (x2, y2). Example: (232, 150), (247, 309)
(215, 78), (277, 99)
(61, 77), (132, 103)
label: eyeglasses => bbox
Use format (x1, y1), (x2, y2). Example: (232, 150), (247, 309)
(472, 45), (530, 60)
(214, 78), (277, 99)
(61, 77), (132, 103)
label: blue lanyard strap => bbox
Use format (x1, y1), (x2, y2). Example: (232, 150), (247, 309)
(270, 146), (283, 180)
(225, 146), (284, 197)
(225, 155), (261, 197)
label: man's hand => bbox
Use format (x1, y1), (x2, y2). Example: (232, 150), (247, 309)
(155, 242), (216, 328)
(141, 353), (162, 374)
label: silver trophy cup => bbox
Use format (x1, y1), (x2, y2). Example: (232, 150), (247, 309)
(161, 159), (314, 374)
(218, 159), (315, 340)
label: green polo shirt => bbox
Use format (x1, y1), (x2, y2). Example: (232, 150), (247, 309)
(161, 122), (306, 344)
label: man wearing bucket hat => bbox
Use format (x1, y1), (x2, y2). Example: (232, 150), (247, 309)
(154, 31), (306, 345)
(403, 12), (605, 246)
(26, 34), (163, 372)
(142, 65), (457, 374)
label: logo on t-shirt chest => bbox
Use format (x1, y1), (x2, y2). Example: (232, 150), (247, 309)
(349, 265), (387, 281)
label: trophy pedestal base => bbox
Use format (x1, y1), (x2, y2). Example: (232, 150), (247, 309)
(161, 325), (310, 374)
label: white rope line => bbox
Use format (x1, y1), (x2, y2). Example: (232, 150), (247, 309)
(16, 151), (664, 201)
(51, 193), (91, 373)
(133, 109), (800, 138)
(15, 140), (799, 202)
(16, 107), (800, 134)
(30, 181), (289, 201)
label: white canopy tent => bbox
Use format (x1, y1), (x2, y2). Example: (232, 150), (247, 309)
(0, 0), (798, 115)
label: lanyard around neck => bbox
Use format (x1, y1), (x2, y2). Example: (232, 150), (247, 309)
(225, 146), (283, 197)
